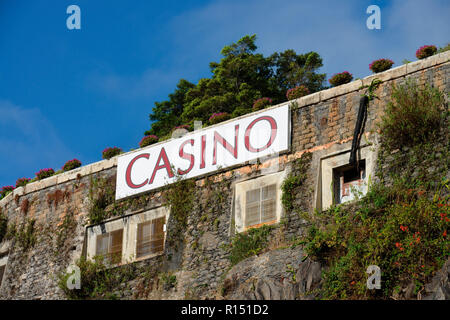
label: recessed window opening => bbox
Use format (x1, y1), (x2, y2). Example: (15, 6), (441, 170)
(333, 160), (366, 205)
(245, 183), (277, 228)
(96, 229), (123, 264)
(136, 216), (165, 259)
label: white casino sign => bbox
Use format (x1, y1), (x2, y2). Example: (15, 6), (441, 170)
(116, 104), (290, 200)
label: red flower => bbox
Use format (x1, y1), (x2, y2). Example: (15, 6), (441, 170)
(400, 225), (408, 232)
(444, 230), (447, 237)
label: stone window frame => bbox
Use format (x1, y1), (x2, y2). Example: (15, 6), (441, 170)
(86, 206), (169, 265)
(318, 146), (375, 211)
(233, 170), (287, 233)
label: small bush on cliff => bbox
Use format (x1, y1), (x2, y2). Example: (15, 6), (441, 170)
(36, 168), (55, 180)
(228, 224), (273, 265)
(369, 58), (394, 73)
(139, 135), (159, 148)
(208, 112), (231, 125)
(0, 186), (14, 199)
(102, 147), (123, 160)
(379, 79), (446, 151)
(329, 71), (353, 87)
(15, 177), (31, 188)
(252, 97), (272, 111)
(62, 159), (82, 172)
(16, 219), (37, 250)
(286, 85), (309, 100)
(416, 45), (437, 59)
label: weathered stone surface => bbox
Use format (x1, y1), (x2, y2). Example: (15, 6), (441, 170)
(422, 258), (450, 300)
(221, 247), (322, 300)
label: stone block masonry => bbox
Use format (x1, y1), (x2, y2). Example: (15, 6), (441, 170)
(0, 51), (448, 300)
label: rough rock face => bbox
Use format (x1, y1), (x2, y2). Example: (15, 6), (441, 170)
(221, 247), (322, 300)
(422, 258), (450, 300)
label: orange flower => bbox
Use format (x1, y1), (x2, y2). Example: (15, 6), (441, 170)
(444, 230), (447, 237)
(350, 281), (356, 285)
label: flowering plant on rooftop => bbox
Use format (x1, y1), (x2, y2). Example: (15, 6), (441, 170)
(172, 124), (191, 132)
(416, 45), (437, 59)
(139, 135), (159, 148)
(208, 112), (230, 125)
(0, 186), (15, 199)
(369, 58), (394, 73)
(36, 168), (55, 180)
(286, 85), (309, 101)
(15, 177), (31, 188)
(252, 97), (272, 111)
(329, 71), (353, 87)
(102, 147), (123, 160)
(62, 159), (82, 172)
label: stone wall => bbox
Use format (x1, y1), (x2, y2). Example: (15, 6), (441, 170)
(0, 51), (448, 300)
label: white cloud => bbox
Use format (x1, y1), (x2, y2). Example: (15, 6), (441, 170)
(0, 100), (73, 184)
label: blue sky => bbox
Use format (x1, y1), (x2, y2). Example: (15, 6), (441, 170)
(0, 0), (449, 187)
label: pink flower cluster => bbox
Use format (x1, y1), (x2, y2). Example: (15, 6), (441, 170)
(209, 112), (231, 125)
(329, 71), (353, 86)
(62, 159), (82, 171)
(0, 186), (15, 199)
(102, 146), (123, 159)
(286, 85), (309, 100)
(369, 59), (394, 73)
(415, 45), (437, 59)
(252, 97), (273, 111)
(139, 135), (159, 148)
(35, 168), (55, 180)
(15, 177), (31, 188)
(173, 124), (191, 131)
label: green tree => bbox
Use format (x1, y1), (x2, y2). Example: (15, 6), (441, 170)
(146, 35), (326, 138)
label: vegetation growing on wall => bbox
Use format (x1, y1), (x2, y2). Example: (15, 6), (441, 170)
(301, 81), (449, 299)
(379, 79), (446, 151)
(228, 225), (273, 266)
(58, 256), (136, 300)
(163, 176), (196, 228)
(15, 219), (37, 251)
(281, 152), (312, 212)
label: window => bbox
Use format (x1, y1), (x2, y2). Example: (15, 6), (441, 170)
(136, 216), (165, 258)
(234, 170), (286, 233)
(333, 160), (366, 204)
(96, 229), (123, 264)
(318, 146), (375, 211)
(86, 206), (168, 265)
(245, 184), (277, 228)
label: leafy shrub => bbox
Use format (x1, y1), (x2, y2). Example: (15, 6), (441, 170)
(437, 43), (450, 54)
(16, 219), (37, 250)
(329, 71), (353, 87)
(228, 225), (273, 265)
(416, 45), (437, 59)
(208, 112), (231, 125)
(15, 178), (31, 188)
(369, 59), (394, 73)
(0, 186), (15, 199)
(36, 168), (55, 180)
(286, 85), (309, 100)
(58, 256), (135, 299)
(62, 159), (82, 172)
(102, 147), (123, 160)
(139, 135), (159, 148)
(379, 79), (446, 150)
(252, 97), (272, 111)
(303, 179), (449, 299)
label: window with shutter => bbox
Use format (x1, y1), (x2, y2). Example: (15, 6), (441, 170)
(96, 229), (123, 264)
(244, 183), (277, 228)
(136, 216), (165, 258)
